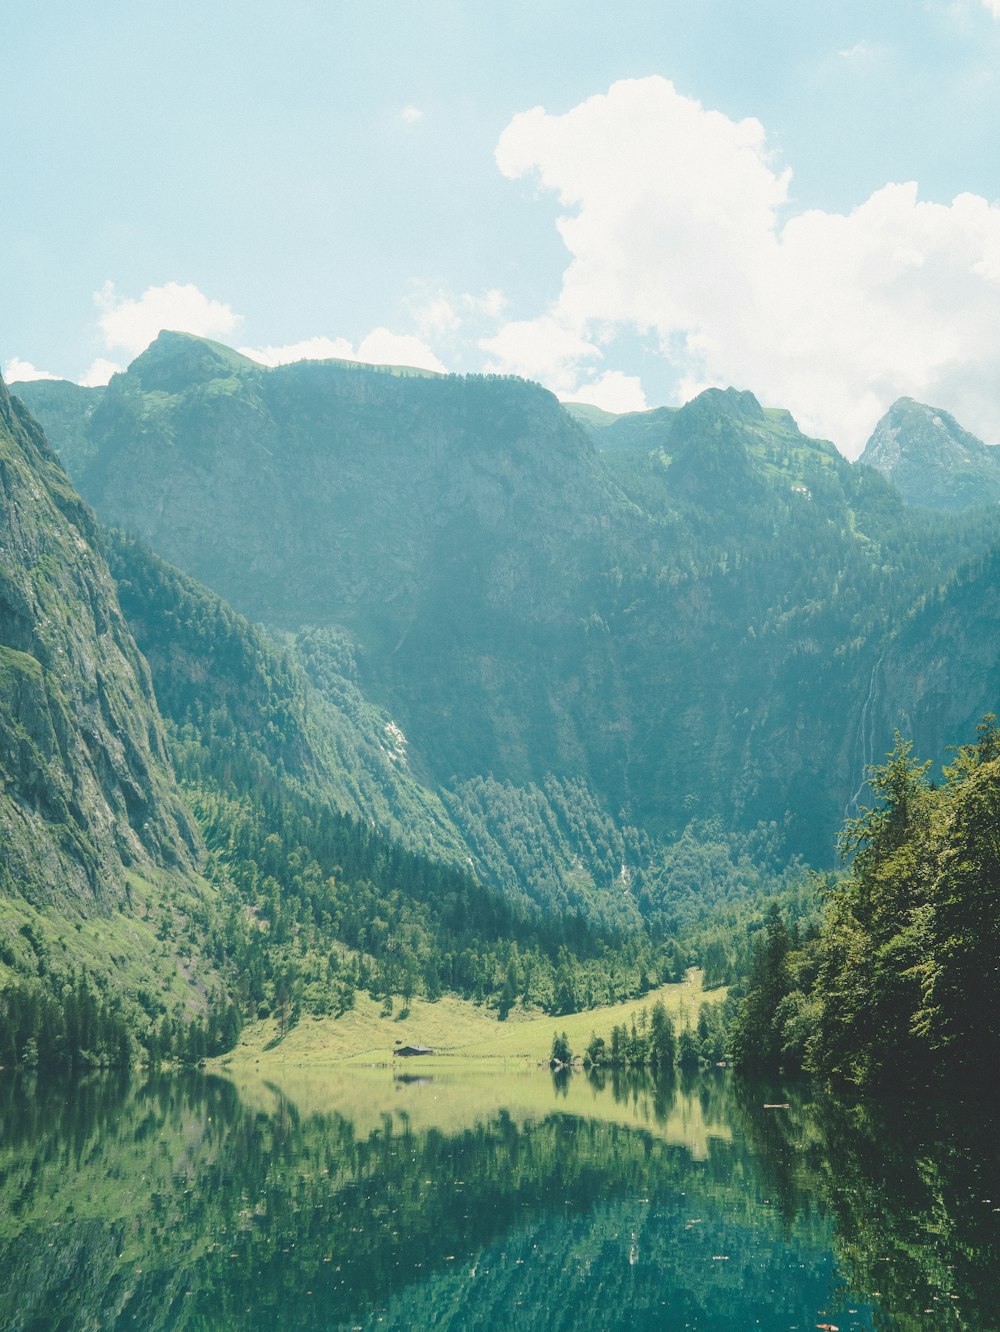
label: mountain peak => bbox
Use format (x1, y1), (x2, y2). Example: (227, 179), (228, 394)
(679, 386), (766, 428)
(860, 397), (1000, 511)
(125, 330), (258, 393)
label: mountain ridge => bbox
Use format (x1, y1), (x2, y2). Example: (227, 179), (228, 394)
(22, 335), (1000, 866)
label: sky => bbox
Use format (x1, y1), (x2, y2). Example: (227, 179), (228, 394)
(3, 0), (1000, 457)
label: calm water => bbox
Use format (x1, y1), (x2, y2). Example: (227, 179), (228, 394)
(0, 1064), (997, 1331)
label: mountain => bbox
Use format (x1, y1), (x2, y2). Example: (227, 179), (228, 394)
(565, 401), (678, 451)
(13, 378), (105, 477)
(27, 332), (1000, 867)
(10, 334), (1000, 1066)
(0, 370), (196, 914)
(3, 373), (668, 1058)
(880, 544), (1000, 769)
(859, 396), (1000, 511)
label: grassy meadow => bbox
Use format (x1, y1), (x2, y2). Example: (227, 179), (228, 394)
(218, 969), (725, 1070)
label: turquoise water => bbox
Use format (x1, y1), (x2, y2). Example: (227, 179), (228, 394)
(0, 1065), (995, 1329)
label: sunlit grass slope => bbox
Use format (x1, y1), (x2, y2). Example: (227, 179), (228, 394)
(219, 969), (725, 1069)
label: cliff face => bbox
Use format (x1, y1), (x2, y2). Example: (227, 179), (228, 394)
(0, 372), (197, 912)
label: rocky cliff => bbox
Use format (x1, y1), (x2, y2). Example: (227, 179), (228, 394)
(0, 372), (196, 913)
(859, 397), (1000, 511)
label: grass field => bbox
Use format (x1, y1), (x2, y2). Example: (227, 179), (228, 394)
(218, 969), (725, 1070)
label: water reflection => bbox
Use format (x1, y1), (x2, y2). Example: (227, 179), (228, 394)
(0, 1064), (995, 1330)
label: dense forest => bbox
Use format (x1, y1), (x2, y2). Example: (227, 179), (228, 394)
(732, 717), (1000, 1091)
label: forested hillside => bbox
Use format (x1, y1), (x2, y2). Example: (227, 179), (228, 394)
(8, 340), (1000, 1074)
(25, 333), (1000, 865)
(733, 717), (1000, 1091)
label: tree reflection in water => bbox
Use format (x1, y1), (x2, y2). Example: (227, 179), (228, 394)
(0, 1065), (994, 1330)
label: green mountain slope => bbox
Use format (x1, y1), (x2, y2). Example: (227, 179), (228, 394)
(0, 371), (196, 912)
(2, 379), (675, 1057)
(12, 378), (105, 476)
(105, 529), (466, 866)
(33, 333), (1000, 867)
(880, 545), (1000, 769)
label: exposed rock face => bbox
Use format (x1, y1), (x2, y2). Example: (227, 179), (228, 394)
(0, 372), (196, 910)
(859, 397), (1000, 511)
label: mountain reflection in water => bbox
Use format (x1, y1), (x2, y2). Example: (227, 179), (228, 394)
(0, 1065), (996, 1330)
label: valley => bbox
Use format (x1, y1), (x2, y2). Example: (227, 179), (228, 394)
(3, 339), (1000, 1082)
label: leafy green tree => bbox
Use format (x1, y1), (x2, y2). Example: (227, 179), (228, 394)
(914, 718), (1000, 1082)
(648, 1001), (676, 1069)
(731, 903), (791, 1071)
(585, 1032), (607, 1066)
(550, 1031), (572, 1065)
(677, 1026), (701, 1069)
(811, 737), (934, 1085)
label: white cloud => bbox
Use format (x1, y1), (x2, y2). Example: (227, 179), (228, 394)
(2, 357), (59, 383)
(982, 0), (1000, 16)
(406, 284), (509, 344)
(239, 335), (356, 367)
(356, 327), (446, 371)
(401, 104), (425, 125)
(480, 316), (647, 409)
(836, 40), (887, 64)
(79, 357), (123, 387)
(491, 76), (1000, 454)
(481, 314), (604, 393)
(95, 281), (242, 360)
(240, 328), (446, 374)
(561, 371), (647, 415)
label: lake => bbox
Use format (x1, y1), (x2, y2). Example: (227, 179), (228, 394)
(0, 1063), (996, 1329)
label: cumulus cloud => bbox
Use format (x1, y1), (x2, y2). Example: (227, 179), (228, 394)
(2, 357), (59, 383)
(241, 328), (446, 373)
(563, 371), (648, 415)
(491, 76), (1000, 454)
(982, 0), (1000, 16)
(406, 284), (509, 345)
(79, 357), (124, 387)
(356, 327), (446, 371)
(480, 315), (646, 410)
(95, 281), (242, 359)
(481, 315), (604, 392)
(239, 335), (356, 366)
(401, 104), (425, 125)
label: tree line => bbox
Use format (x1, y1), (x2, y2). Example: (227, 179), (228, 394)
(732, 717), (1000, 1091)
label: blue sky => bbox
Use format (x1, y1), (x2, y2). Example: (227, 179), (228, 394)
(3, 0), (1000, 454)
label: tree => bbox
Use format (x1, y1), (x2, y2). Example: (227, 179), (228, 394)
(731, 903), (791, 1071)
(648, 1000), (676, 1070)
(677, 1025), (700, 1069)
(812, 737), (935, 1085)
(585, 1032), (607, 1066)
(915, 729), (1000, 1083)
(550, 1030), (572, 1066)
